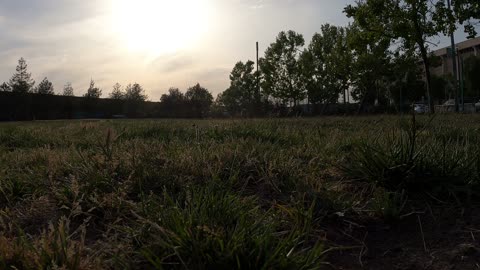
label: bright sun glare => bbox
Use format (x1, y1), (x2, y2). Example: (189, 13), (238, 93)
(111, 0), (211, 56)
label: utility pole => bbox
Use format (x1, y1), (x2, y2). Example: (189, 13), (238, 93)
(256, 42), (259, 73)
(459, 49), (465, 112)
(447, 0), (460, 112)
(256, 42), (260, 93)
(256, 42), (261, 112)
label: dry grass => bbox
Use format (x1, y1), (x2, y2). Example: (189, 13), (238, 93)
(0, 115), (478, 269)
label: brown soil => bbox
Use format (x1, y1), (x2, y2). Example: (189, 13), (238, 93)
(325, 206), (480, 269)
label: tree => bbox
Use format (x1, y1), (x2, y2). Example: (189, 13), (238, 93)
(161, 87), (185, 104)
(429, 74), (454, 101)
(0, 82), (11, 92)
(63, 83), (74, 96)
(302, 24), (352, 105)
(345, 0), (434, 112)
(160, 87), (188, 117)
(125, 83), (148, 101)
(218, 60), (262, 116)
(121, 83), (148, 117)
(448, 0), (480, 38)
(35, 77), (55, 95)
(185, 83), (213, 118)
(347, 22), (394, 111)
(109, 83), (125, 99)
(345, 0), (480, 113)
(259, 30), (307, 106)
(9, 57), (35, 93)
(388, 52), (426, 108)
(84, 80), (102, 98)
(464, 55), (480, 97)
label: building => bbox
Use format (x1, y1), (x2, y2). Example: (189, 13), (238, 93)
(431, 36), (480, 77)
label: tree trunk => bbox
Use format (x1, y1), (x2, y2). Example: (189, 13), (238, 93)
(411, 2), (435, 113)
(357, 93), (367, 115)
(419, 43), (435, 114)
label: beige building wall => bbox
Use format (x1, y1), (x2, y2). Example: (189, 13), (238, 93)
(432, 37), (480, 77)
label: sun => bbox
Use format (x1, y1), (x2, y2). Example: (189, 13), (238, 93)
(111, 0), (211, 56)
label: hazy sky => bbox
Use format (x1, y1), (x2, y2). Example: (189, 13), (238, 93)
(0, 0), (474, 100)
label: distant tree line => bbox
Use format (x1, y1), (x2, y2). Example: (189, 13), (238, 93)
(1, 0), (478, 119)
(0, 58), (216, 120)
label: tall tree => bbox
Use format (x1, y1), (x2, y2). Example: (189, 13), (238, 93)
(160, 87), (187, 117)
(9, 57), (35, 93)
(347, 23), (394, 111)
(125, 83), (148, 101)
(302, 24), (353, 105)
(109, 83), (125, 99)
(185, 83), (213, 118)
(218, 60), (262, 116)
(259, 30), (307, 106)
(388, 52), (426, 108)
(345, 0), (434, 113)
(63, 82), (74, 96)
(0, 82), (11, 92)
(161, 87), (185, 104)
(464, 56), (480, 97)
(345, 0), (480, 113)
(84, 80), (102, 98)
(36, 77), (55, 95)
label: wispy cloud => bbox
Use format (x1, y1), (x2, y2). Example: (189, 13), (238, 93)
(250, 0), (267, 9)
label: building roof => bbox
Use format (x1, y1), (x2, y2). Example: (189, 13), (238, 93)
(434, 36), (480, 56)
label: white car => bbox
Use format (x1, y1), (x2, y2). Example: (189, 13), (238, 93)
(475, 100), (480, 112)
(413, 103), (427, 114)
(443, 99), (455, 106)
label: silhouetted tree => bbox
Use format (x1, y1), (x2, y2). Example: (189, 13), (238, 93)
(260, 31), (307, 106)
(36, 77), (55, 95)
(185, 83), (213, 118)
(160, 87), (187, 117)
(84, 80), (102, 98)
(387, 52), (426, 108)
(218, 60), (262, 116)
(302, 24), (352, 106)
(125, 83), (148, 101)
(464, 56), (480, 98)
(161, 87), (185, 104)
(122, 83), (148, 117)
(63, 83), (74, 96)
(345, 0), (479, 113)
(439, 0), (480, 38)
(109, 83), (125, 99)
(0, 82), (11, 92)
(9, 57), (35, 93)
(342, 20), (400, 113)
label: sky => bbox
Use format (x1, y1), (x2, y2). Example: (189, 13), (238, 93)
(0, 0), (475, 100)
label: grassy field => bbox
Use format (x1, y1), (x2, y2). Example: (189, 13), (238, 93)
(0, 115), (479, 269)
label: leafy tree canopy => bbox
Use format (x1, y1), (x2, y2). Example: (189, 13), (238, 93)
(345, 0), (480, 113)
(260, 30), (306, 106)
(218, 60), (262, 116)
(125, 83), (148, 102)
(185, 83), (213, 118)
(302, 24), (352, 104)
